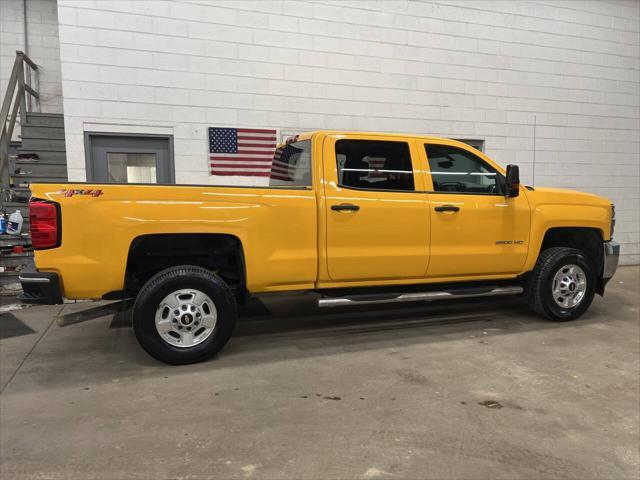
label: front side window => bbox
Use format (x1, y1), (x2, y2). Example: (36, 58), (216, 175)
(269, 140), (312, 187)
(425, 144), (502, 194)
(336, 140), (414, 191)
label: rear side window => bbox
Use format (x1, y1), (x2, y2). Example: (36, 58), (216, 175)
(336, 140), (414, 191)
(425, 144), (502, 194)
(269, 140), (312, 187)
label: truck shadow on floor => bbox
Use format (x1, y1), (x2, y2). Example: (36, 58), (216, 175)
(101, 295), (554, 338)
(6, 292), (616, 392)
(103, 294), (608, 364)
(224, 296), (601, 357)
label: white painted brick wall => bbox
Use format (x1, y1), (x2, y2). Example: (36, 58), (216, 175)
(0, 0), (63, 117)
(53, 0), (640, 264)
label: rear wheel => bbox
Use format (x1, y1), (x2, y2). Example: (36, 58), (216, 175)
(528, 247), (596, 321)
(133, 265), (236, 364)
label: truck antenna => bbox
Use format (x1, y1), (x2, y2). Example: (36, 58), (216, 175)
(532, 114), (537, 186)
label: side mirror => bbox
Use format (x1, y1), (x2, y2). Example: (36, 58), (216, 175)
(505, 164), (520, 197)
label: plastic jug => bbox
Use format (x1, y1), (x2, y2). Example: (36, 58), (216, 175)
(0, 211), (6, 234)
(6, 209), (23, 235)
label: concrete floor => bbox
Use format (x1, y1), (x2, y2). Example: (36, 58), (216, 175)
(1, 267), (638, 480)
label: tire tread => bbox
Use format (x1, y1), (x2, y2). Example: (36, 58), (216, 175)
(133, 265), (236, 365)
(528, 247), (594, 321)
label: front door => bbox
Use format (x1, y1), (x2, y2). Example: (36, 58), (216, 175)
(87, 134), (174, 184)
(421, 142), (531, 278)
(322, 135), (430, 282)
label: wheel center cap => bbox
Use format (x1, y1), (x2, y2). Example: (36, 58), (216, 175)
(180, 313), (193, 325)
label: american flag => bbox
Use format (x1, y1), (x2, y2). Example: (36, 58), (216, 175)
(270, 144), (303, 182)
(365, 156), (386, 180)
(209, 127), (277, 176)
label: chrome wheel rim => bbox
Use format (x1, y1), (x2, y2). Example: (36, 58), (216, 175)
(155, 289), (217, 348)
(552, 264), (587, 309)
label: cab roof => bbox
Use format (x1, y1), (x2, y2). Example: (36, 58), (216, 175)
(300, 130), (470, 146)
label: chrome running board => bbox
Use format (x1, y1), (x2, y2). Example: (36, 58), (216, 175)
(317, 286), (523, 308)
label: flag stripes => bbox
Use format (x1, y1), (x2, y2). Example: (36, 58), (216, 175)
(209, 127), (277, 177)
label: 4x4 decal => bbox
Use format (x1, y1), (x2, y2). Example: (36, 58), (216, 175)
(56, 189), (104, 197)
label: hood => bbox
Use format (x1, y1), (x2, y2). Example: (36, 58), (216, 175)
(526, 187), (612, 207)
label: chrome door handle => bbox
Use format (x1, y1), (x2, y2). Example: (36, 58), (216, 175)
(434, 205), (460, 212)
(331, 204), (360, 212)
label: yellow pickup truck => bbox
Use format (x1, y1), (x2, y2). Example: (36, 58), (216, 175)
(20, 131), (619, 364)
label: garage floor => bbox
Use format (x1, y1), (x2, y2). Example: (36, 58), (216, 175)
(1, 267), (638, 480)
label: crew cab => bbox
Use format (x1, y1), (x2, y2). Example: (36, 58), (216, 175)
(20, 131), (620, 364)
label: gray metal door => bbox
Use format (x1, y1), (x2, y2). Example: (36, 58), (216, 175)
(87, 134), (174, 184)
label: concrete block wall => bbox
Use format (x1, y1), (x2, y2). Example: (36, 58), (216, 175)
(54, 0), (639, 264)
(0, 0), (63, 117)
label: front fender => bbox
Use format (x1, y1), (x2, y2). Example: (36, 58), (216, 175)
(523, 189), (611, 272)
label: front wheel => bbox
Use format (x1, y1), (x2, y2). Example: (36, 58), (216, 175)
(133, 266), (236, 364)
(527, 247), (596, 321)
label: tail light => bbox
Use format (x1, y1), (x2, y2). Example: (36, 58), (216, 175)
(29, 200), (61, 249)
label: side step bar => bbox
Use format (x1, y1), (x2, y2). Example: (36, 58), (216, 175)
(317, 286), (523, 308)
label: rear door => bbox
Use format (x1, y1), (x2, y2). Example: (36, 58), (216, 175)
(321, 135), (430, 282)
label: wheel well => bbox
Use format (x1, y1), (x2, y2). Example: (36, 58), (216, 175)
(124, 234), (246, 300)
(540, 227), (603, 275)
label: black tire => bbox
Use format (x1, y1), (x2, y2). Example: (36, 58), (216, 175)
(527, 247), (596, 321)
(133, 265), (236, 365)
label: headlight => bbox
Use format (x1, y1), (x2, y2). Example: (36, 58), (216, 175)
(611, 204), (615, 238)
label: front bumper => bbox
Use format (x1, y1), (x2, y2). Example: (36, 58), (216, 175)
(18, 264), (64, 305)
(597, 240), (620, 295)
(603, 240), (620, 280)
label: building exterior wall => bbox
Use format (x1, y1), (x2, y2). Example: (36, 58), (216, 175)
(48, 0), (640, 264)
(0, 0), (63, 117)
